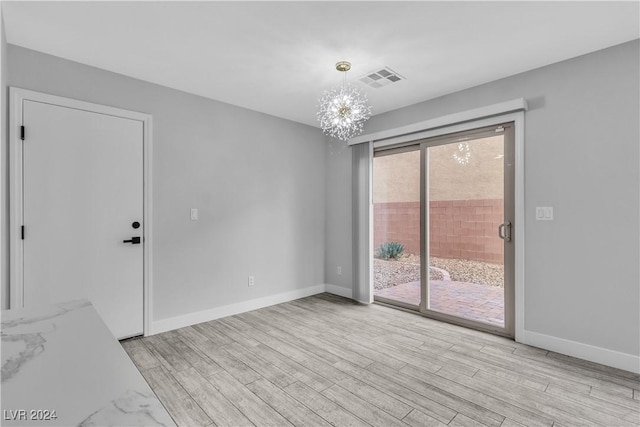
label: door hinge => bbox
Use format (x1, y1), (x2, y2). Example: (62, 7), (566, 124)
(21, 225), (25, 240)
(20, 126), (25, 140)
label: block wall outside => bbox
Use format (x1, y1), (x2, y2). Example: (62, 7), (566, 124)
(373, 199), (504, 264)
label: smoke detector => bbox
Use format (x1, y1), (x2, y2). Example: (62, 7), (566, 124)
(358, 66), (405, 88)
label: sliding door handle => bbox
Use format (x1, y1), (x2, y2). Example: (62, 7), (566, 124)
(498, 222), (511, 242)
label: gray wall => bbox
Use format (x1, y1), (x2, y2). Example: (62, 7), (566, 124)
(324, 139), (353, 290)
(326, 40), (639, 356)
(1, 14), (8, 309)
(5, 45), (327, 321)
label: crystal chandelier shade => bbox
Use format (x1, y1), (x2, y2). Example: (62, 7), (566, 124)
(317, 62), (372, 141)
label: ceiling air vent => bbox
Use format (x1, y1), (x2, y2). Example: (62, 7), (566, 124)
(359, 67), (405, 88)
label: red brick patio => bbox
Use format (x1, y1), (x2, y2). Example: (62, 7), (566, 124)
(374, 279), (504, 327)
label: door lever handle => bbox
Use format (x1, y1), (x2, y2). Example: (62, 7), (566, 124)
(123, 236), (141, 244)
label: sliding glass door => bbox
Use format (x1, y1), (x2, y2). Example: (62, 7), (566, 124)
(373, 123), (515, 337)
(372, 147), (421, 308)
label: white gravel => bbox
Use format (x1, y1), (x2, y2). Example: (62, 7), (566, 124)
(373, 254), (504, 290)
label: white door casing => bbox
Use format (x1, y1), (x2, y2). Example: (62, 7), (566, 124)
(10, 88), (153, 339)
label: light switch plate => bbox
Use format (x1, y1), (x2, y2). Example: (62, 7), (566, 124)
(190, 208), (199, 221)
(536, 207), (553, 220)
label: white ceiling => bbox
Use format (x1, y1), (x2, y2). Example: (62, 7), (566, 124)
(2, 1), (639, 128)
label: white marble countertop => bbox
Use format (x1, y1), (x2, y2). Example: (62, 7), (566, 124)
(1, 300), (175, 426)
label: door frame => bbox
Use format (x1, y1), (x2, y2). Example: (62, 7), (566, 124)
(9, 87), (154, 336)
(370, 110), (525, 342)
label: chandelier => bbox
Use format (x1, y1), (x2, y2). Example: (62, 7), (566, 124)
(317, 61), (372, 141)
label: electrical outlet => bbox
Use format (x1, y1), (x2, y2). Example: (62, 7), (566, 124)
(248, 275), (255, 287)
(337, 266), (342, 276)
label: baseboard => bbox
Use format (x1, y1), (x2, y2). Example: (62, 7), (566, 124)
(522, 329), (640, 374)
(150, 284), (326, 335)
(325, 284), (353, 299)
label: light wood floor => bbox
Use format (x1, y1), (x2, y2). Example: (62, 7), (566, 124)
(122, 293), (640, 427)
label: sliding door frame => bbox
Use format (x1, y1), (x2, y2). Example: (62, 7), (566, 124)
(369, 110), (525, 342)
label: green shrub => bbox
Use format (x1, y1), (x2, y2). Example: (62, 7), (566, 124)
(377, 242), (405, 260)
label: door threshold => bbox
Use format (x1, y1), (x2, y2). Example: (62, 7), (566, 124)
(373, 299), (514, 339)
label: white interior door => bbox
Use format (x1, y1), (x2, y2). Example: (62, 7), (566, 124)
(21, 99), (144, 339)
